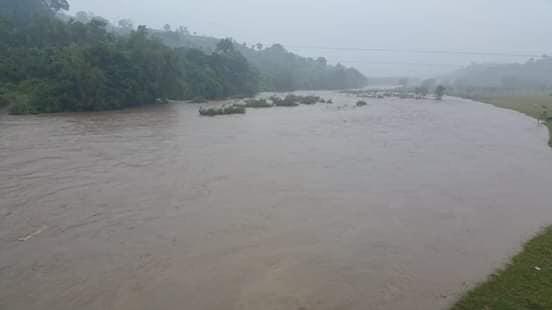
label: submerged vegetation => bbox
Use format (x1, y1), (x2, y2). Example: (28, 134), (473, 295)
(243, 98), (272, 108)
(341, 85), (446, 101)
(199, 104), (246, 116)
(271, 95), (299, 107)
(198, 94), (334, 117)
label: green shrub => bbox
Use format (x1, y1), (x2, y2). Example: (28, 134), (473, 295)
(199, 104), (246, 116)
(0, 96), (9, 109)
(243, 98), (272, 108)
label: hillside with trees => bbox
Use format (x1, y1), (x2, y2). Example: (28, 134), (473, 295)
(0, 0), (366, 114)
(443, 56), (552, 98)
(153, 28), (367, 91)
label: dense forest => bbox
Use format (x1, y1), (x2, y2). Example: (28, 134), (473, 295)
(135, 22), (368, 92)
(0, 0), (367, 114)
(152, 27), (367, 92)
(0, 0), (259, 113)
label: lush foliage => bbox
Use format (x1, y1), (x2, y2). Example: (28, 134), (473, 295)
(0, 0), (366, 114)
(0, 4), (259, 113)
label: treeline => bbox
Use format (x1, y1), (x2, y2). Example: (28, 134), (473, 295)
(153, 28), (367, 91)
(442, 56), (552, 98)
(0, 0), (257, 113)
(0, 0), (367, 114)
(238, 44), (367, 91)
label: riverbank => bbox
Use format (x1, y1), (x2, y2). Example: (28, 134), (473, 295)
(480, 96), (552, 146)
(451, 227), (552, 310)
(451, 96), (552, 310)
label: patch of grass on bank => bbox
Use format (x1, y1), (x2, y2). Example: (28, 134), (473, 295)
(451, 227), (552, 310)
(482, 96), (552, 146)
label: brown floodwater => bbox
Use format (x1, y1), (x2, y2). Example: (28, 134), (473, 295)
(1, 92), (552, 310)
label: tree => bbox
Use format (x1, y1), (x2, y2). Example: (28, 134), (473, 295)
(163, 24), (171, 32)
(177, 26), (189, 35)
(435, 85), (446, 100)
(118, 18), (134, 30)
(539, 105), (549, 125)
(399, 77), (409, 87)
(255, 43), (263, 50)
(0, 13), (261, 114)
(421, 78), (436, 90)
(216, 38), (234, 54)
(42, 0), (69, 11)
(0, 0), (61, 22)
(316, 57), (327, 66)
(75, 11), (91, 23)
(415, 86), (428, 97)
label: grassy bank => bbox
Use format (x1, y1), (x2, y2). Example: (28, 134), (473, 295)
(451, 96), (552, 310)
(482, 96), (552, 146)
(451, 227), (552, 310)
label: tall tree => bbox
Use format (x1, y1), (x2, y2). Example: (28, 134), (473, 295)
(42, 0), (69, 11)
(435, 85), (446, 100)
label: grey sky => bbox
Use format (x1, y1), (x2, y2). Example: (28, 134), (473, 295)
(69, 0), (552, 77)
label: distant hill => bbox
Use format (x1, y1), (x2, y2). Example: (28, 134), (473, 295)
(443, 56), (552, 96)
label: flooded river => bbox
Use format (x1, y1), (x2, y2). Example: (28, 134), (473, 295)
(1, 92), (552, 310)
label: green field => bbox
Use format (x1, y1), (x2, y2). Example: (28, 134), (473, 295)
(483, 96), (552, 146)
(450, 97), (552, 310)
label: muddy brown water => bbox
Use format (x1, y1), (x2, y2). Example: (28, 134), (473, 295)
(1, 92), (552, 310)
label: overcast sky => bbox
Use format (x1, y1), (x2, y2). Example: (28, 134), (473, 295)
(69, 0), (552, 77)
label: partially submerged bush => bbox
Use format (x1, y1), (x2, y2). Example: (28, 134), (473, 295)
(243, 98), (272, 108)
(271, 95), (299, 107)
(271, 94), (326, 106)
(7, 94), (34, 114)
(0, 96), (9, 109)
(298, 95), (323, 105)
(199, 104), (246, 116)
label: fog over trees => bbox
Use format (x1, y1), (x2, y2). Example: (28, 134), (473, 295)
(0, 0), (366, 113)
(68, 0), (552, 77)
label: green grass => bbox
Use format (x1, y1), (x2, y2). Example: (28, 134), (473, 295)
(450, 96), (552, 309)
(482, 96), (552, 146)
(451, 227), (552, 310)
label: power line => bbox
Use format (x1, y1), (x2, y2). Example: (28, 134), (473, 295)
(338, 61), (464, 67)
(285, 45), (544, 58)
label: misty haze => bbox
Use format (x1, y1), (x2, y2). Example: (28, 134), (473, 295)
(1, 1), (552, 310)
